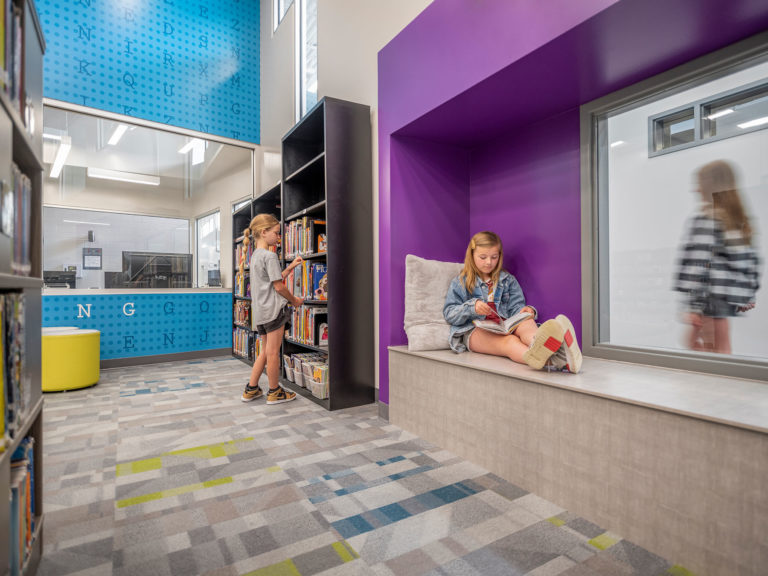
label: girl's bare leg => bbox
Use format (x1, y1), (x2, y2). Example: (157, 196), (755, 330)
(712, 318), (731, 354)
(248, 335), (268, 388)
(265, 327), (283, 389)
(513, 318), (538, 346)
(468, 328), (529, 363)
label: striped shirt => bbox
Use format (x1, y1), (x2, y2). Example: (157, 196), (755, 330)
(674, 212), (761, 311)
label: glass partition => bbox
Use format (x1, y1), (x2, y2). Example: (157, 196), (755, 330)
(42, 104), (254, 289)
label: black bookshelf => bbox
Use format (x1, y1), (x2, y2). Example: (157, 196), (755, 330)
(231, 183), (281, 365)
(0, 2), (46, 575)
(281, 97), (374, 410)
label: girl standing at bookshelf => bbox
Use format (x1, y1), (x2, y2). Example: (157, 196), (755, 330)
(443, 231), (582, 372)
(241, 214), (304, 403)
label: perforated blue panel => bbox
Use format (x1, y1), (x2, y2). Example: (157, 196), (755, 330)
(43, 293), (232, 360)
(37, 0), (260, 143)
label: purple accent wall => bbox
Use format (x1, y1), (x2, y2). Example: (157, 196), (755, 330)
(378, 0), (768, 402)
(470, 111), (582, 328)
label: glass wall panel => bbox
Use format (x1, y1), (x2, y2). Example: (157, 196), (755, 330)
(598, 58), (768, 363)
(42, 105), (254, 289)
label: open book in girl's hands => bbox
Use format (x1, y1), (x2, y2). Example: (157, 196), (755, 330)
(473, 310), (533, 334)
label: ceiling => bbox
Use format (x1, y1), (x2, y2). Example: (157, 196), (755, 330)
(43, 106), (252, 186)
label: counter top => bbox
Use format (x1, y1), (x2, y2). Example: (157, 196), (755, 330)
(44, 288), (232, 295)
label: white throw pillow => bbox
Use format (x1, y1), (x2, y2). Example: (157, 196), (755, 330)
(404, 254), (463, 351)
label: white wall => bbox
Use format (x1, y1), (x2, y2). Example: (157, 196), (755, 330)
(260, 1), (296, 150)
(607, 61), (768, 359)
(194, 159), (255, 288)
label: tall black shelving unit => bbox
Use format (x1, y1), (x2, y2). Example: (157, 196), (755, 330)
(231, 183), (281, 365)
(280, 97), (374, 410)
(0, 1), (45, 575)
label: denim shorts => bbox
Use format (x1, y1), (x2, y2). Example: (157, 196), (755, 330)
(255, 305), (292, 336)
(701, 297), (738, 319)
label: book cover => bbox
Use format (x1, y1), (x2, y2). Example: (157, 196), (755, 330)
(473, 310), (532, 335)
(318, 322), (329, 346)
(312, 263), (327, 301)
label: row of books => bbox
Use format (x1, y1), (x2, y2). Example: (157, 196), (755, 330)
(235, 241), (253, 271)
(287, 261), (327, 301)
(284, 217), (326, 257)
(287, 305), (328, 347)
(233, 270), (250, 298)
(233, 300), (250, 327)
(1, 164), (32, 276)
(9, 436), (36, 576)
(233, 327), (256, 360)
(1, 0), (27, 128)
(2, 292), (27, 447)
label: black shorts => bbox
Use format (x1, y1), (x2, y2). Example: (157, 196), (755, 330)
(255, 305), (292, 336)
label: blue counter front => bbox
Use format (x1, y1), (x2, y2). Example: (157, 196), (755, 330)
(43, 289), (232, 360)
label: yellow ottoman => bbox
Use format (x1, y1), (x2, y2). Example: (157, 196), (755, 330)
(42, 328), (100, 391)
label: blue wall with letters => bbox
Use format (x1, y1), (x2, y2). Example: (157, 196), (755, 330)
(37, 0), (260, 143)
(42, 292), (232, 360)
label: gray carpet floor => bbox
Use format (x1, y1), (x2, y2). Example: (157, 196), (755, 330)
(37, 356), (691, 576)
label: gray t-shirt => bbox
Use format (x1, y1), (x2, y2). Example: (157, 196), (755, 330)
(250, 248), (286, 326)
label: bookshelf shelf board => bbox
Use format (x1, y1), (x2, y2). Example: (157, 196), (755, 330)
(233, 295), (250, 301)
(285, 252), (326, 261)
(0, 90), (42, 170)
(234, 323), (251, 330)
(286, 200), (327, 222)
(302, 299), (328, 306)
(284, 338), (329, 353)
(0, 397), (43, 469)
(280, 377), (330, 409)
(284, 151), (325, 183)
(0, 273), (44, 289)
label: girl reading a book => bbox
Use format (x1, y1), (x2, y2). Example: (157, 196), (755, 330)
(241, 214), (304, 404)
(443, 231), (582, 372)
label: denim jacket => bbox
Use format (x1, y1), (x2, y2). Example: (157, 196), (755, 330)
(443, 270), (534, 352)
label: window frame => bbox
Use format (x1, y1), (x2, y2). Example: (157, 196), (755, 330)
(195, 209), (221, 288)
(273, 0), (294, 32)
(580, 31), (768, 382)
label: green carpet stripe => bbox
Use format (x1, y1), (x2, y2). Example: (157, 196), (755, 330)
(546, 516), (566, 526)
(116, 476), (233, 508)
(332, 540), (359, 562)
(242, 559), (301, 576)
(667, 565), (696, 576)
(588, 532), (619, 550)
(116, 437), (255, 476)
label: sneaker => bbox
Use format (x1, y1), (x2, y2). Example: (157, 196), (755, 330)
(545, 343), (568, 371)
(555, 314), (582, 374)
(523, 319), (566, 370)
(266, 386), (297, 405)
(241, 384), (264, 402)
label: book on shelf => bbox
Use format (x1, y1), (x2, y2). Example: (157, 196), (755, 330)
(285, 217), (326, 256)
(288, 305), (327, 347)
(9, 438), (36, 576)
(318, 322), (328, 346)
(0, 164), (32, 276)
(472, 310), (532, 335)
(2, 292), (27, 439)
(0, 297), (5, 453)
(311, 262), (327, 301)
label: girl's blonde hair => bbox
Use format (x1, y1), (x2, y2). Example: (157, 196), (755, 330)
(239, 213), (279, 273)
(460, 231), (503, 292)
(698, 160), (752, 244)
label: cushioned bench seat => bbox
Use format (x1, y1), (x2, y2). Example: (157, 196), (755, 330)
(388, 345), (768, 575)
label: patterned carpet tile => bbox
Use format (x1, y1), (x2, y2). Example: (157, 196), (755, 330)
(37, 357), (690, 576)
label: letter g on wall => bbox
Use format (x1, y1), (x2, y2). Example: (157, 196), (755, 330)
(123, 302), (135, 316)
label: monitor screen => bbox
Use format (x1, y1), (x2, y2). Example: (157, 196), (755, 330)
(207, 269), (221, 287)
(43, 270), (76, 288)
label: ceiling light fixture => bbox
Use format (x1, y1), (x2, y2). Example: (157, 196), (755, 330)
(736, 116), (768, 129)
(62, 219), (111, 226)
(43, 133), (63, 141)
(87, 167), (161, 186)
(50, 136), (72, 178)
(610, 140), (625, 148)
(706, 108), (734, 120)
(107, 124), (129, 146)
(179, 138), (206, 165)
